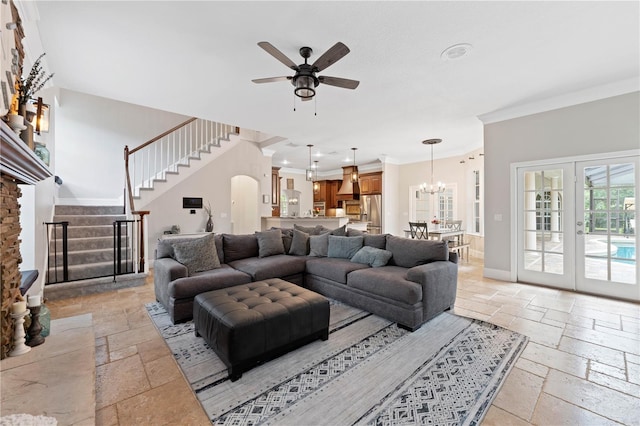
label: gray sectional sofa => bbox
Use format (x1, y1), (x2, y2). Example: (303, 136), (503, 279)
(154, 227), (458, 330)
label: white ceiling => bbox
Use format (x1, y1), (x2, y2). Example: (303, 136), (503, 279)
(24, 1), (640, 174)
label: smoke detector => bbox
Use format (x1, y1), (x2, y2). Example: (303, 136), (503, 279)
(441, 43), (473, 61)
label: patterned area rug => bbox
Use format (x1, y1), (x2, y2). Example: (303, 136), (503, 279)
(146, 301), (528, 426)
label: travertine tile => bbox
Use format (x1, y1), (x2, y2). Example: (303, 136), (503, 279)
(144, 354), (182, 388)
(588, 370), (640, 396)
(109, 344), (138, 361)
(508, 317), (564, 347)
(96, 355), (150, 409)
(530, 294), (575, 312)
(107, 324), (159, 352)
(627, 361), (640, 386)
(498, 304), (545, 322)
(492, 367), (544, 421)
(544, 308), (595, 329)
(521, 341), (587, 378)
(482, 406), (530, 426)
(590, 360), (627, 381)
(514, 356), (549, 378)
(96, 344), (110, 366)
(531, 392), (620, 426)
(564, 324), (640, 355)
(95, 404), (118, 426)
(115, 378), (209, 425)
(543, 369), (640, 425)
(572, 306), (622, 325)
(488, 311), (515, 328)
(137, 337), (171, 364)
(558, 336), (626, 369)
(454, 297), (500, 316)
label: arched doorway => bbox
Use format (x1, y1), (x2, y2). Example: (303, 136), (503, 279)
(230, 175), (259, 234)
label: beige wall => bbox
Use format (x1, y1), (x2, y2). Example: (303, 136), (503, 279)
(483, 92), (640, 279)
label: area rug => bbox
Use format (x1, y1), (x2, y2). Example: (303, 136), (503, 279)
(146, 301), (528, 426)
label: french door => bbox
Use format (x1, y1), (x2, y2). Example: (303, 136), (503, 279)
(516, 155), (639, 300)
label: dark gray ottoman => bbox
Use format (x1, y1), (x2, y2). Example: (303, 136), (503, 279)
(193, 278), (330, 381)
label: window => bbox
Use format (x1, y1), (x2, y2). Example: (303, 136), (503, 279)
(438, 188), (455, 222)
(473, 170), (481, 233)
(410, 185), (457, 223)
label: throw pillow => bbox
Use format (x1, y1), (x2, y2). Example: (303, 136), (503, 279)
(327, 235), (364, 259)
(171, 233), (220, 275)
(364, 233), (387, 249)
(346, 228), (364, 237)
(289, 229), (310, 256)
(294, 223), (324, 235)
(385, 235), (449, 268)
(351, 246), (393, 268)
(255, 229), (285, 258)
(222, 234), (259, 263)
(309, 233), (330, 257)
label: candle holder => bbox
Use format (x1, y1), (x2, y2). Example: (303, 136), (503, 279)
(27, 305), (45, 347)
(9, 310), (31, 356)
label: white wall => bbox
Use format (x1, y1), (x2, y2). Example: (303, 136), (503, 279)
(279, 170), (313, 215)
(483, 92), (640, 278)
(55, 89), (190, 205)
(144, 139), (272, 258)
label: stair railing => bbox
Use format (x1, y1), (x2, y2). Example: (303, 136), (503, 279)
(113, 219), (136, 279)
(44, 221), (69, 284)
(123, 117), (238, 273)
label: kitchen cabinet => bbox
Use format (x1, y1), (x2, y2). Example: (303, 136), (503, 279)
(326, 180), (341, 210)
(313, 180), (326, 202)
(359, 172), (382, 195)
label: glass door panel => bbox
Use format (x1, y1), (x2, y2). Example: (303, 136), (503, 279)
(577, 159), (639, 299)
(517, 164), (574, 288)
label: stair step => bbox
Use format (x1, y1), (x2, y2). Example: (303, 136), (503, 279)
(46, 261), (135, 282)
(49, 236), (129, 252)
(53, 225), (128, 239)
(54, 205), (124, 215)
(49, 247), (133, 265)
(53, 214), (127, 226)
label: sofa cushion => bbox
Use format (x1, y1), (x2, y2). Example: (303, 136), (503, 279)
(351, 246), (393, 268)
(364, 234), (387, 249)
(171, 234), (220, 274)
(294, 223), (324, 235)
(289, 229), (310, 256)
(386, 235), (449, 268)
(309, 233), (330, 257)
(223, 234), (259, 263)
(328, 235), (364, 259)
(255, 229), (285, 258)
(169, 264), (251, 299)
(347, 266), (422, 305)
(229, 254), (307, 281)
(305, 257), (369, 284)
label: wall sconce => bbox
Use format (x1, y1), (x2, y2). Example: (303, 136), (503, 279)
(28, 97), (49, 134)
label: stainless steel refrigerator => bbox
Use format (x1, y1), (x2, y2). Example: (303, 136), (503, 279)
(360, 194), (382, 234)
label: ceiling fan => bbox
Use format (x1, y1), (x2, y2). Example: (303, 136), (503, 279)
(252, 41), (360, 101)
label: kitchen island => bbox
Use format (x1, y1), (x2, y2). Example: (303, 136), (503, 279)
(261, 216), (350, 231)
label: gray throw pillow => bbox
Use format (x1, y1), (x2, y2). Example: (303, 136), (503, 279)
(171, 233), (220, 275)
(309, 233), (330, 257)
(289, 229), (310, 256)
(351, 246), (393, 267)
(385, 235), (449, 268)
(346, 228), (365, 237)
(294, 223), (324, 235)
(327, 235), (364, 259)
(255, 229), (285, 258)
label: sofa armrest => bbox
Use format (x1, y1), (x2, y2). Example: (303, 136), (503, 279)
(154, 257), (188, 307)
(406, 261), (458, 321)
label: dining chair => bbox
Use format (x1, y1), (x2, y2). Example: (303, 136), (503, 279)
(408, 222), (429, 239)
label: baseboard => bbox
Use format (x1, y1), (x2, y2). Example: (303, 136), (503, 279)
(483, 268), (512, 282)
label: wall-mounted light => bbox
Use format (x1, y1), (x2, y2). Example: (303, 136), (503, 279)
(28, 97), (49, 134)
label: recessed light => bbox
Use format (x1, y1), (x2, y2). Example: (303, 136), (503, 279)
(441, 43), (473, 61)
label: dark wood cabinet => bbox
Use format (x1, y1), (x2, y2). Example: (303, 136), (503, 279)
(313, 181), (326, 202)
(359, 172), (382, 195)
(313, 179), (341, 213)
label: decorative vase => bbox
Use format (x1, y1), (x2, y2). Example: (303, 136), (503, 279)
(7, 113), (26, 135)
(206, 216), (214, 232)
(34, 142), (50, 166)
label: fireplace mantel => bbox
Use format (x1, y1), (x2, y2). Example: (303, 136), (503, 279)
(1, 120), (52, 184)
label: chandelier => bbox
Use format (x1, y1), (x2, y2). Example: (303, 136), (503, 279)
(419, 139), (445, 194)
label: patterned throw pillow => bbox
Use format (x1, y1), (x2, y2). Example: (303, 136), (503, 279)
(171, 233), (221, 275)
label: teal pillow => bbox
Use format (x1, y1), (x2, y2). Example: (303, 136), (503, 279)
(327, 235), (364, 259)
(351, 246), (393, 267)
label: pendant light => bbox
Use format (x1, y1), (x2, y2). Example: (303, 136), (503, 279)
(351, 147), (359, 183)
(419, 139), (445, 194)
(306, 144), (314, 181)
(313, 161), (320, 193)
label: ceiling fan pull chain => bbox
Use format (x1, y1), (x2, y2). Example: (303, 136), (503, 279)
(314, 96), (317, 116)
(293, 93), (296, 112)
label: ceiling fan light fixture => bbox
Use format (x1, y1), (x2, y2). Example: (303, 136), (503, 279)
(294, 75), (316, 99)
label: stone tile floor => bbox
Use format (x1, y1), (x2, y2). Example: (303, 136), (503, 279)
(38, 258), (640, 424)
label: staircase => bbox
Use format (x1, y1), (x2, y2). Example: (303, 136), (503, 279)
(46, 205), (133, 283)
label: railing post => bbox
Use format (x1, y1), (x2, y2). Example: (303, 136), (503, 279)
(61, 221), (69, 282)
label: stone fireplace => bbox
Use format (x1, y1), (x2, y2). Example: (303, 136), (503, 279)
(0, 120), (51, 358)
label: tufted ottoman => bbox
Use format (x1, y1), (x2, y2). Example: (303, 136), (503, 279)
(193, 278), (330, 381)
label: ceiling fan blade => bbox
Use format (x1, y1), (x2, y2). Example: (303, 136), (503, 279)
(257, 42), (298, 70)
(252, 76), (292, 84)
(318, 76), (360, 89)
(311, 42), (350, 72)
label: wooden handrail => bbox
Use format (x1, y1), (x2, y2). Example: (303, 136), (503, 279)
(128, 117), (197, 155)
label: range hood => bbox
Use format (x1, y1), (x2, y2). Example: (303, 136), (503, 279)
(336, 165), (360, 201)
